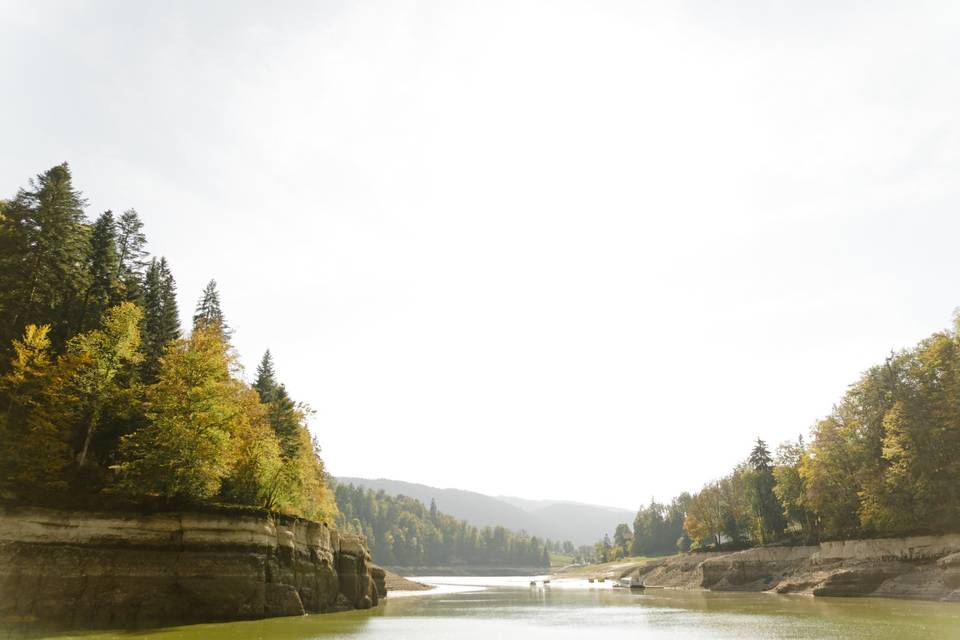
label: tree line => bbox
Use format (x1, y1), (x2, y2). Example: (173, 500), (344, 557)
(0, 163), (337, 521)
(335, 483), (566, 568)
(600, 312), (960, 558)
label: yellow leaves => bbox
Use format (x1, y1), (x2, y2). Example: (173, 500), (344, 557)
(10, 324), (52, 376)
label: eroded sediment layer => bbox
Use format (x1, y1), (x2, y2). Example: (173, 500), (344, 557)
(0, 506), (387, 628)
(618, 534), (960, 601)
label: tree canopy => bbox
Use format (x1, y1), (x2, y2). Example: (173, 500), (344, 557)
(0, 164), (337, 523)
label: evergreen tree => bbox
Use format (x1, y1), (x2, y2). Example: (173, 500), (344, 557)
(140, 257), (181, 382)
(0, 163), (90, 359)
(253, 349), (278, 402)
(748, 438), (784, 543)
(79, 211), (122, 332)
(193, 279), (230, 340)
(115, 209), (148, 298)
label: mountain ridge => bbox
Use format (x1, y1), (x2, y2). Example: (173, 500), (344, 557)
(336, 477), (635, 546)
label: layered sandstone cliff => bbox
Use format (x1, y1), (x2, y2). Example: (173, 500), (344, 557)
(0, 506), (387, 629)
(619, 533), (960, 601)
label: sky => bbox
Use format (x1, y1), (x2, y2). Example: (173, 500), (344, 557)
(2, 1), (959, 510)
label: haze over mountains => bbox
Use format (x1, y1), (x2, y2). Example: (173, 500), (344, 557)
(337, 477), (634, 546)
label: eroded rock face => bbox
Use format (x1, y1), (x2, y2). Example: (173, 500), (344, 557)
(626, 534), (960, 601)
(0, 506), (384, 629)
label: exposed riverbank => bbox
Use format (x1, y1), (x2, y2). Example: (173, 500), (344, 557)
(383, 570), (433, 592)
(554, 533), (960, 601)
(0, 505), (386, 630)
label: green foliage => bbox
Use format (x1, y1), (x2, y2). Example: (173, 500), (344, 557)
(193, 279), (231, 341)
(659, 310), (960, 550)
(115, 209), (148, 297)
(336, 483), (554, 568)
(631, 494), (690, 556)
(747, 438), (785, 543)
(0, 164), (337, 523)
(68, 302), (144, 467)
(140, 257), (180, 382)
(114, 327), (237, 499)
(0, 164), (90, 357)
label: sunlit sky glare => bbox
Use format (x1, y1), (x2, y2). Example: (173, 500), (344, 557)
(3, 1), (960, 510)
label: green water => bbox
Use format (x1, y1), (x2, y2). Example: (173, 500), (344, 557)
(11, 576), (960, 640)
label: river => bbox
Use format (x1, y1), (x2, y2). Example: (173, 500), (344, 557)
(12, 576), (960, 639)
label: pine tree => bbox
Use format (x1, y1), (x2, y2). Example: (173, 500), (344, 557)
(193, 279), (230, 340)
(0, 163), (90, 359)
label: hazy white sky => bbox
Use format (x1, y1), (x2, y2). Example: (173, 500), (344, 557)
(2, 1), (959, 510)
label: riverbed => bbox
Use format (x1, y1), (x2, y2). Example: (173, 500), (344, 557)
(10, 576), (960, 639)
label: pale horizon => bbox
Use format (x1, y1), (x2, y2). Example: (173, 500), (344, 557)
(3, 0), (960, 512)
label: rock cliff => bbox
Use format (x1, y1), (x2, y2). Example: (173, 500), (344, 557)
(0, 506), (387, 629)
(620, 533), (960, 601)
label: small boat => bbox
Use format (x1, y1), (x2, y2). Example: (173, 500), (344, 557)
(588, 578), (594, 583)
(529, 580), (537, 586)
(619, 576), (644, 589)
(543, 579), (551, 584)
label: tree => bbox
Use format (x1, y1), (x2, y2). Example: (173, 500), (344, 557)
(114, 209), (148, 297)
(140, 257), (180, 382)
(748, 438), (785, 543)
(68, 302), (144, 467)
(193, 279), (230, 341)
(0, 324), (74, 496)
(78, 212), (122, 332)
(114, 327), (237, 500)
(684, 482), (723, 549)
(800, 414), (864, 538)
(613, 522), (633, 557)
(253, 349), (278, 402)
(773, 437), (816, 541)
(0, 164), (90, 358)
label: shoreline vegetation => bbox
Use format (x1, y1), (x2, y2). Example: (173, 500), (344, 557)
(585, 309), (960, 573)
(0, 164), (337, 523)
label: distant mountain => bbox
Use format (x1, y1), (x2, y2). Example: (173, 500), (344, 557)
(336, 477), (634, 546)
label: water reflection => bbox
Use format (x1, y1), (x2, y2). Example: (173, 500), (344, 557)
(4, 576), (959, 640)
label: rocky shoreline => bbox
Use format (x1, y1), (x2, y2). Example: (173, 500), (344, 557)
(0, 506), (387, 630)
(569, 533), (960, 601)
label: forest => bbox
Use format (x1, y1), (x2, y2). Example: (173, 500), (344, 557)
(0, 163), (337, 521)
(336, 483), (563, 568)
(597, 314), (960, 561)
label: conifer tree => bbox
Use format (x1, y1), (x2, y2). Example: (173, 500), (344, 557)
(79, 211), (123, 332)
(193, 279), (230, 341)
(0, 164), (90, 359)
(140, 257), (181, 381)
(115, 209), (148, 299)
(253, 349), (278, 402)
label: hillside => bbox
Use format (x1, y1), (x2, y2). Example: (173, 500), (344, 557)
(337, 477), (634, 545)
